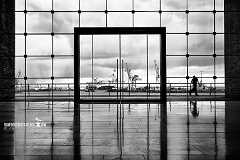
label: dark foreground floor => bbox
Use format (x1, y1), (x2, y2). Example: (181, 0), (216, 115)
(0, 101), (239, 160)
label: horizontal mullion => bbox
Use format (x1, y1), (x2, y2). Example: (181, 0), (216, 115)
(14, 10), (227, 13)
(14, 77), (225, 80)
(15, 55), (74, 58)
(167, 54), (225, 56)
(14, 32), (225, 35)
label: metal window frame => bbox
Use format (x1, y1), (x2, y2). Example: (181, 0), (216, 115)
(15, 0), (225, 100)
(74, 27), (166, 104)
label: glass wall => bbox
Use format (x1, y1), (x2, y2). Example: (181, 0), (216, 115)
(15, 0), (224, 98)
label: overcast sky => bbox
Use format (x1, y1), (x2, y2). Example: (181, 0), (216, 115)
(15, 0), (224, 85)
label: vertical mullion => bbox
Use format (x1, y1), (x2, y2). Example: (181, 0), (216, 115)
(51, 0), (54, 148)
(159, 0), (161, 99)
(213, 0), (217, 121)
(186, 0), (190, 159)
(147, 103), (150, 160)
(117, 59), (119, 100)
(159, 0), (162, 27)
(159, 36), (161, 99)
(119, 35), (122, 139)
(51, 0), (54, 79)
(213, 0), (218, 156)
(24, 0), (27, 102)
(119, 35), (122, 100)
(105, 0), (108, 27)
(117, 59), (119, 131)
(132, 0), (135, 27)
(186, 0), (189, 99)
(159, 0), (162, 99)
(122, 59), (124, 100)
(213, 0), (217, 98)
(24, 0), (27, 155)
(147, 34), (149, 99)
(91, 34), (94, 155)
(91, 35), (94, 99)
(78, 0), (81, 101)
(79, 0), (81, 27)
(51, 0), (54, 114)
(118, 35), (122, 149)
(186, 0), (189, 119)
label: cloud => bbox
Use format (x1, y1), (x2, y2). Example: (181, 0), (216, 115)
(27, 0), (52, 10)
(189, 35), (224, 53)
(163, 0), (186, 10)
(27, 58), (51, 77)
(164, 0), (216, 10)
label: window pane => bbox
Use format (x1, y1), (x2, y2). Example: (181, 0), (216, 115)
(53, 13), (78, 33)
(54, 57), (73, 77)
(16, 13), (25, 33)
(216, 13), (224, 33)
(16, 36), (25, 56)
(81, 0), (105, 10)
(189, 0), (213, 11)
(167, 57), (187, 77)
(188, 57), (214, 77)
(162, 0), (186, 10)
(54, 35), (73, 55)
(189, 13), (213, 33)
(108, 13), (132, 27)
(162, 12), (186, 33)
(189, 35), (213, 55)
(135, 13), (160, 27)
(167, 35), (186, 55)
(27, 12), (52, 33)
(16, 0), (25, 11)
(27, 0), (52, 11)
(108, 0), (132, 10)
(135, 0), (159, 10)
(27, 35), (51, 55)
(81, 13), (105, 27)
(54, 0), (79, 11)
(27, 57), (51, 78)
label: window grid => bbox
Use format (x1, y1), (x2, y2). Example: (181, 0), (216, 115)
(15, 0), (224, 98)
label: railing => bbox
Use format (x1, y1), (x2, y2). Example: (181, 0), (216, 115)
(15, 82), (225, 98)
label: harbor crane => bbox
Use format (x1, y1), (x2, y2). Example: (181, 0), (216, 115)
(125, 63), (132, 84)
(111, 69), (118, 83)
(125, 62), (141, 90)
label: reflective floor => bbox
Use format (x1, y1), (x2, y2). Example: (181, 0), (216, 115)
(1, 101), (239, 160)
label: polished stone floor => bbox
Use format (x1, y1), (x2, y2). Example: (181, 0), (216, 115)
(0, 100), (238, 160)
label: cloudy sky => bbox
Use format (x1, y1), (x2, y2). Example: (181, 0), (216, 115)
(15, 0), (224, 86)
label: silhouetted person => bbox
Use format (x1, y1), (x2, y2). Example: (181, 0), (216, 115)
(189, 76), (199, 96)
(190, 100), (199, 118)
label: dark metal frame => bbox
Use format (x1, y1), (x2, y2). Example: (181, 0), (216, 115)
(15, 0), (224, 101)
(74, 27), (166, 104)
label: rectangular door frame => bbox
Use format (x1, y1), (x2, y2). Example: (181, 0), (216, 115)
(74, 27), (166, 104)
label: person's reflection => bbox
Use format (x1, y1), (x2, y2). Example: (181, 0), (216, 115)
(190, 100), (199, 118)
(128, 104), (131, 112)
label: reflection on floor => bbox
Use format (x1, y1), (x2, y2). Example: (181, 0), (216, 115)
(0, 101), (229, 159)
